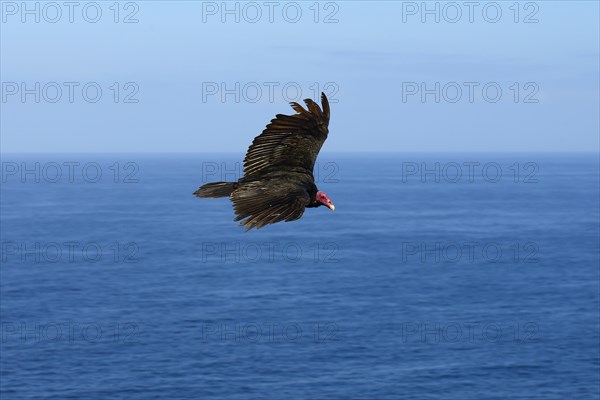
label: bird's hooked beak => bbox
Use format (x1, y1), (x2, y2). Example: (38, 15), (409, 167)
(316, 191), (335, 212)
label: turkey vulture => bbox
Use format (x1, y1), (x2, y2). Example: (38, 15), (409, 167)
(194, 92), (334, 231)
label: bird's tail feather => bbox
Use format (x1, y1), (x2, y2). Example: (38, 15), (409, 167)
(194, 182), (237, 198)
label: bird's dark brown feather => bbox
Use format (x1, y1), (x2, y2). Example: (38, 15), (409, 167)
(231, 179), (311, 230)
(242, 93), (330, 178)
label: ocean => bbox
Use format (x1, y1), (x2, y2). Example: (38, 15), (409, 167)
(1, 153), (599, 399)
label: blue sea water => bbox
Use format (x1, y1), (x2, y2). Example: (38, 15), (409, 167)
(1, 153), (599, 399)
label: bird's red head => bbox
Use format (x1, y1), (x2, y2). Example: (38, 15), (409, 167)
(316, 191), (335, 211)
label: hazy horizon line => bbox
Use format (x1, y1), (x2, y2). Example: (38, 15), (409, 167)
(1, 150), (599, 155)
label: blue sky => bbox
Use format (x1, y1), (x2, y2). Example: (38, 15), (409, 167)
(1, 1), (598, 152)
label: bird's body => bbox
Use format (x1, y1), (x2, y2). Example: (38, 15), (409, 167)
(194, 93), (334, 230)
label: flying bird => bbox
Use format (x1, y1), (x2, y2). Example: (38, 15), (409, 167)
(194, 92), (334, 230)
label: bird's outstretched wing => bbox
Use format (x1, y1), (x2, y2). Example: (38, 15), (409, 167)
(231, 180), (310, 230)
(243, 92), (330, 177)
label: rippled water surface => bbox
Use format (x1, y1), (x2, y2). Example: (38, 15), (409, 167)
(1, 153), (599, 399)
